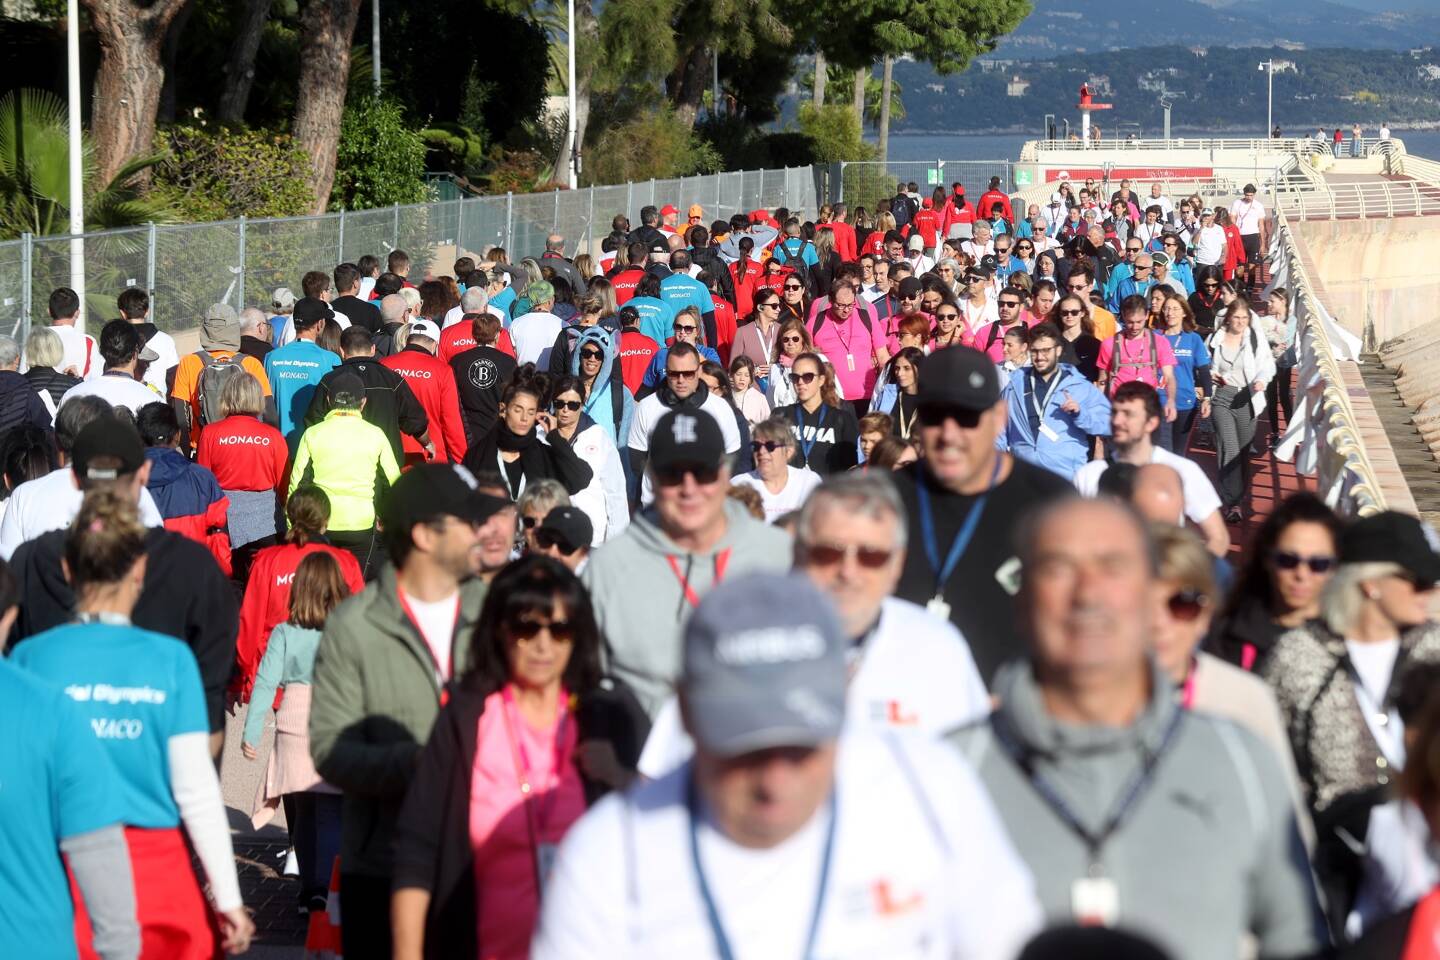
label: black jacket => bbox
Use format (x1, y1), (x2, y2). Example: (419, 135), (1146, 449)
(690, 246), (737, 307)
(333, 295), (382, 334)
(391, 684), (648, 960)
(8, 526), (238, 732)
(0, 370), (56, 436)
(450, 345), (518, 447)
(461, 427), (593, 499)
(305, 355), (429, 462)
(372, 321), (406, 358)
(21, 367), (78, 412)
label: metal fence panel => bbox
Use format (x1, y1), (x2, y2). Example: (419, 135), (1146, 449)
(0, 164), (822, 340)
(838, 159), (1012, 209)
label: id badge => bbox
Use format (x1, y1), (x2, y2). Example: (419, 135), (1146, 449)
(926, 595), (951, 620)
(537, 842), (560, 892)
(846, 353), (856, 372)
(1071, 875), (1119, 927)
(1038, 422), (1061, 442)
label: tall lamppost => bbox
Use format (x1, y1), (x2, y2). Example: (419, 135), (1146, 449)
(1258, 60), (1275, 138)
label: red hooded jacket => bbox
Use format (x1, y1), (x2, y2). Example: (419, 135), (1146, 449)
(196, 414), (288, 495)
(231, 540), (365, 704)
(381, 345), (468, 464)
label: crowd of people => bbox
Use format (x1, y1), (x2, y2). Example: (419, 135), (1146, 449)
(0, 180), (1437, 960)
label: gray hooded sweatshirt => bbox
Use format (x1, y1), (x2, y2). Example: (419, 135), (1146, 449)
(582, 498), (791, 715)
(950, 660), (1327, 960)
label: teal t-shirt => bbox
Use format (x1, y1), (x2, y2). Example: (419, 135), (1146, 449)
(659, 273), (712, 323)
(11, 621), (208, 829)
(626, 296), (676, 347)
(0, 659), (124, 958)
(265, 339), (341, 446)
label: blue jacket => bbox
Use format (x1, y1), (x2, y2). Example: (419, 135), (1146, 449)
(1000, 364), (1112, 479)
(640, 344), (721, 389)
(1107, 275), (1156, 313)
(569, 327), (635, 452)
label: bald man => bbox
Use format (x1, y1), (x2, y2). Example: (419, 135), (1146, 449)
(1132, 462), (1185, 527)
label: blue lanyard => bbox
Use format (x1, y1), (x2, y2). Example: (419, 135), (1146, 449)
(990, 707), (1184, 868)
(914, 453), (1002, 597)
(687, 778), (837, 960)
(794, 403), (828, 467)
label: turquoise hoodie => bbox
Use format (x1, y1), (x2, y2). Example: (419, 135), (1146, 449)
(570, 326), (634, 452)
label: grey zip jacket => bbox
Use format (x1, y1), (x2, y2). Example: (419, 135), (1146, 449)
(949, 659), (1328, 960)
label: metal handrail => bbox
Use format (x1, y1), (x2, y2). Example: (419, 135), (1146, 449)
(1273, 207), (1388, 516)
(1030, 137), (1308, 153)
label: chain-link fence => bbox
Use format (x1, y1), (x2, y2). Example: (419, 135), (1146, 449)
(827, 160), (1014, 209)
(0, 165), (824, 344)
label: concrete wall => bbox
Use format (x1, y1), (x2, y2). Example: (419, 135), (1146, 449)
(1294, 216), (1440, 346)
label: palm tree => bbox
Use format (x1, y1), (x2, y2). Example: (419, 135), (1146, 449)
(0, 88), (175, 241)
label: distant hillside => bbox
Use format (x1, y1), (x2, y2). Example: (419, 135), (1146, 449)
(990, 0), (1440, 57)
(890, 45), (1440, 133)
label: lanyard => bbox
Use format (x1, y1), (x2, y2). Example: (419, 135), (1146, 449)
(1029, 368), (1063, 422)
(794, 404), (828, 467)
(1179, 659), (1197, 710)
(500, 684), (573, 836)
(992, 707), (1184, 870)
(914, 453), (1002, 598)
(896, 395), (917, 440)
(397, 587), (461, 702)
(497, 449), (527, 501)
(667, 549), (732, 608)
(687, 777), (837, 960)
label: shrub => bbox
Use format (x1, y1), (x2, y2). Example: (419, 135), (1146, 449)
(330, 97), (429, 210)
(796, 103), (877, 164)
(582, 108), (722, 186)
(151, 124), (314, 221)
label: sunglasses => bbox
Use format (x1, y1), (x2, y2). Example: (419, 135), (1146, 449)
(654, 463), (722, 486)
(1016, 245), (1033, 251)
(579, 348), (604, 361)
(1270, 551), (1336, 574)
(759, 302), (780, 310)
(784, 284), (804, 292)
(1127, 247), (1142, 253)
(751, 439), (788, 453)
(1166, 589), (1209, 622)
(522, 515), (541, 529)
(789, 371), (819, 385)
(510, 617), (575, 643)
(781, 334), (803, 344)
(534, 531), (581, 556)
(998, 300), (1021, 308)
(1134, 266), (1151, 272)
(918, 404), (983, 428)
(674, 324), (698, 333)
(1066, 284), (1088, 292)
(936, 312), (959, 321)
(1201, 282), (1220, 289)
(554, 399), (583, 412)
(802, 541), (894, 569)
(1060, 308), (1084, 317)
(666, 368), (699, 380)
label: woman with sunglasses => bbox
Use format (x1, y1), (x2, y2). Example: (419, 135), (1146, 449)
(544, 375), (629, 545)
(1260, 512), (1440, 930)
(934, 258), (963, 299)
(773, 352), (859, 475)
(729, 416), (821, 524)
(929, 304), (969, 352)
(462, 369), (594, 504)
(730, 288), (783, 387)
(765, 317), (830, 408)
(1011, 239), (1036, 273)
(392, 555), (647, 960)
(726, 355), (771, 427)
(1149, 524), (1305, 810)
(1189, 270), (1226, 335)
(1047, 294), (1102, 382)
(566, 327), (634, 454)
(868, 346), (925, 441)
(1207, 299), (1275, 523)
(1159, 234), (1196, 293)
(1209, 493), (1342, 674)
(776, 270), (810, 325)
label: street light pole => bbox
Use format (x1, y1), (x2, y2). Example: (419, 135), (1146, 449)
(566, 0), (577, 189)
(371, 0), (381, 96)
(1258, 60), (1274, 138)
(66, 0), (85, 330)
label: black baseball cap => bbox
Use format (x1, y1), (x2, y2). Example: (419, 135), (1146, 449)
(916, 346), (1001, 412)
(72, 414), (145, 480)
(896, 277), (923, 299)
(294, 297), (335, 324)
(382, 464), (511, 538)
(1341, 512), (1440, 584)
(649, 410), (727, 473)
(979, 254), (999, 274)
(537, 506), (593, 553)
(648, 238), (670, 254)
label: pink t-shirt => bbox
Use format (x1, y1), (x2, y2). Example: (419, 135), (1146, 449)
(972, 320), (1027, 362)
(1095, 331), (1177, 394)
(469, 690), (586, 960)
(810, 306), (885, 398)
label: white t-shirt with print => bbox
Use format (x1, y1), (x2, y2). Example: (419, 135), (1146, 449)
(629, 392), (742, 506)
(532, 729), (1042, 960)
(730, 467), (822, 524)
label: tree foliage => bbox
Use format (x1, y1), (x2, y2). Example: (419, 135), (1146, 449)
(151, 124), (314, 220)
(330, 96), (428, 209)
(583, 107), (723, 186)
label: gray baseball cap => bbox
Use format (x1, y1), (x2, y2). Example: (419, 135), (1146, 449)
(682, 573), (847, 757)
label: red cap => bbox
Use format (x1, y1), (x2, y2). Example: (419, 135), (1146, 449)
(922, 198), (934, 209)
(660, 204), (679, 216)
(749, 208), (770, 222)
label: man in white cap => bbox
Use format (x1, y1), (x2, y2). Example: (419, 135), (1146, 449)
(533, 572), (1041, 960)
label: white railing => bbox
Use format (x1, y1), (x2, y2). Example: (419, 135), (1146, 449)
(1028, 137), (1308, 155)
(1271, 209), (1388, 517)
(1274, 179), (1440, 221)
